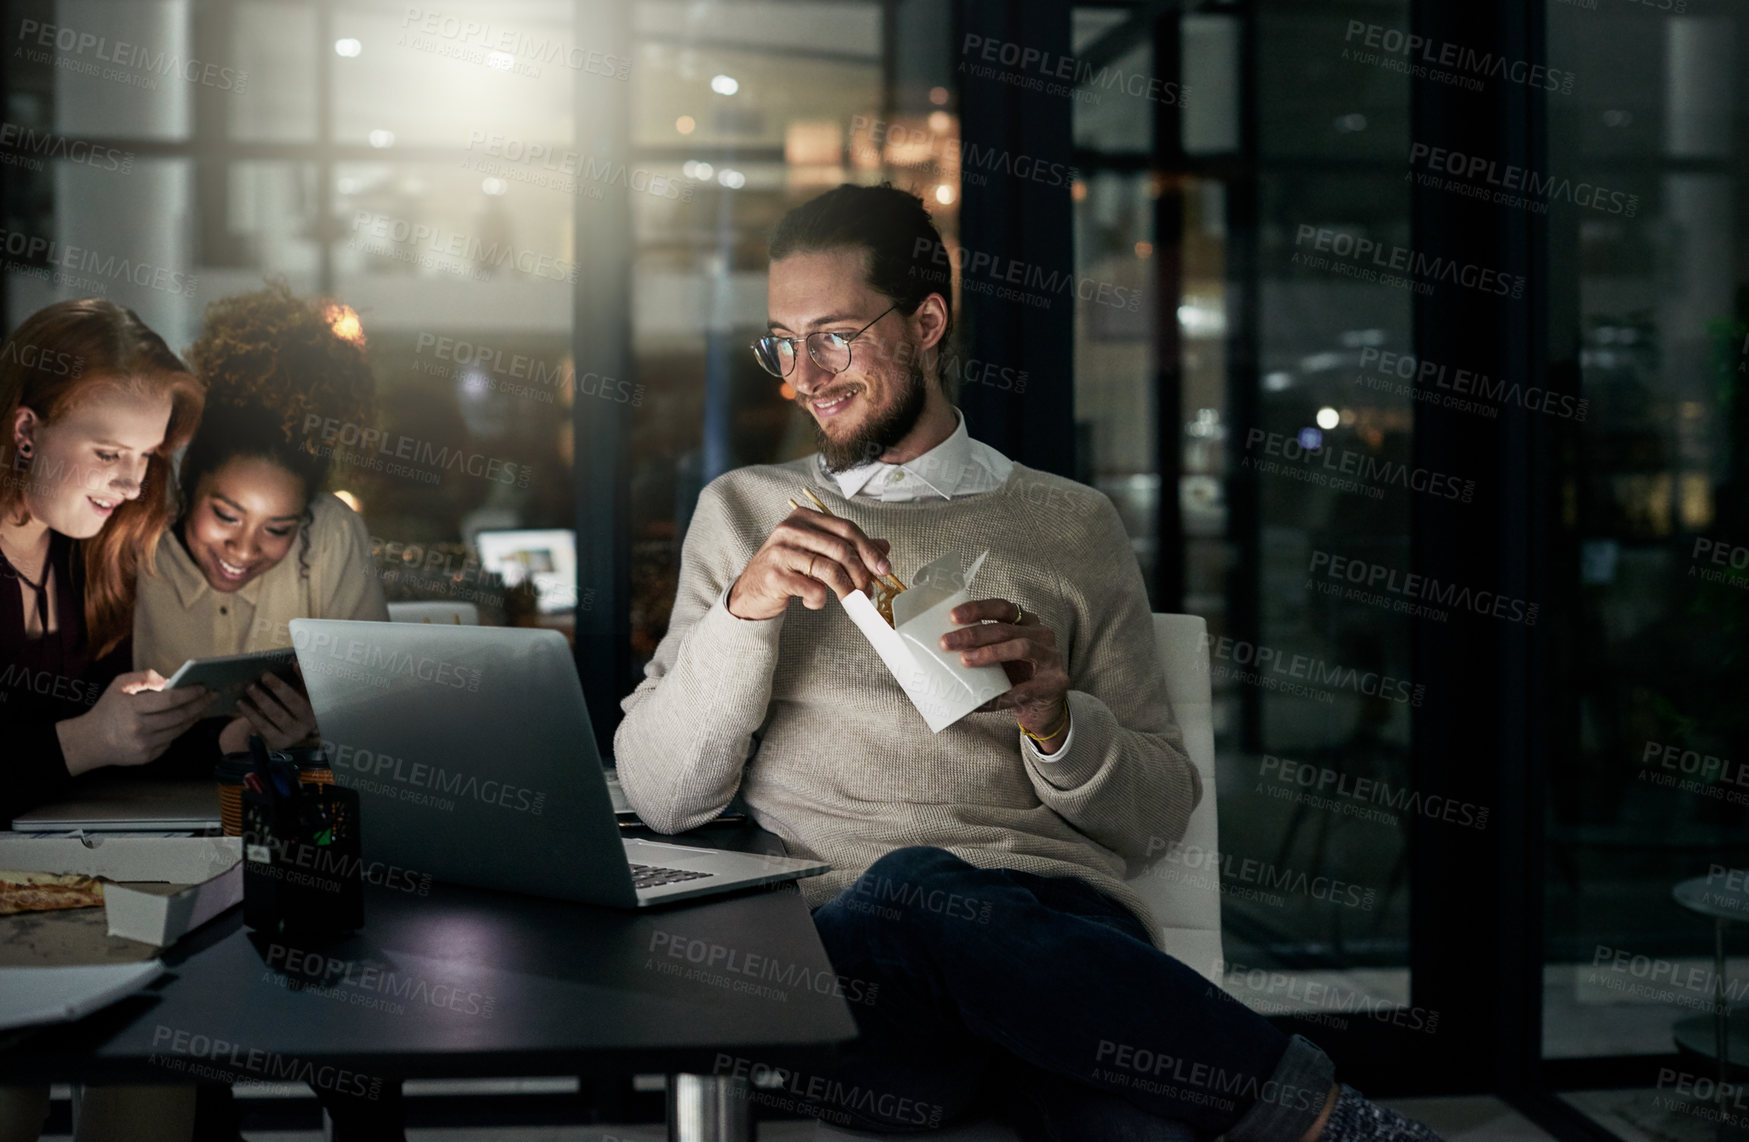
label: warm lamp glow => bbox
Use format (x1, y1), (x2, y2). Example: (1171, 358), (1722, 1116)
(333, 490), (362, 513)
(325, 303), (365, 345)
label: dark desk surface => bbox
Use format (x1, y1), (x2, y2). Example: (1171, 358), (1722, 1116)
(0, 824), (859, 1086)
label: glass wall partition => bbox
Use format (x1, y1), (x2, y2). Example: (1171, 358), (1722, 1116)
(1069, 0), (1422, 1043)
(1, 0), (586, 627)
(1541, 2), (1749, 1134)
(621, 0), (957, 671)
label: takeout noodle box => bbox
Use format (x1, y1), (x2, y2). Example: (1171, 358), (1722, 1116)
(0, 835), (243, 948)
(839, 549), (1011, 733)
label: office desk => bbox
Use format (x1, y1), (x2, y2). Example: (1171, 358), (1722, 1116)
(0, 826), (858, 1139)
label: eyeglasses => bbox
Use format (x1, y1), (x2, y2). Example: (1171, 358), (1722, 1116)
(750, 304), (898, 379)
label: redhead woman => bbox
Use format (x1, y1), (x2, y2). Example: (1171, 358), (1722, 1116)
(1, 299), (211, 823)
(0, 299), (209, 1140)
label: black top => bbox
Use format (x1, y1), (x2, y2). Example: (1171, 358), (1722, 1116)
(1, 531), (123, 821)
(1, 531), (219, 824)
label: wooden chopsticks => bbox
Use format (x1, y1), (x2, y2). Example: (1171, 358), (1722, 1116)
(790, 487), (906, 592)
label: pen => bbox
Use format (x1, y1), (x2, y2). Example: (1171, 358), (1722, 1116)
(247, 735), (281, 803)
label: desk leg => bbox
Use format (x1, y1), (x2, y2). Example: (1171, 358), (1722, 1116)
(667, 1073), (752, 1142)
(1716, 917), (1728, 1140)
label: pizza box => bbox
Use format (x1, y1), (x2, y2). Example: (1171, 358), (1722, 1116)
(0, 834), (243, 948)
(0, 963), (167, 1032)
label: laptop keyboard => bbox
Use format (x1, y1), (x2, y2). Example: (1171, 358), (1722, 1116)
(630, 863), (715, 890)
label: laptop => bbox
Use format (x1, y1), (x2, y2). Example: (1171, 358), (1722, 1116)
(289, 619), (827, 907)
(12, 779), (221, 832)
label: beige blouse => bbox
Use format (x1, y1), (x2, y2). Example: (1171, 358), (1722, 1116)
(133, 491), (389, 676)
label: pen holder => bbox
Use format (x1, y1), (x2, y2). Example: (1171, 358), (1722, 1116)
(241, 785), (365, 936)
(217, 750), (335, 838)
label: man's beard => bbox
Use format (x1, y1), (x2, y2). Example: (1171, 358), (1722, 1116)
(815, 357), (929, 474)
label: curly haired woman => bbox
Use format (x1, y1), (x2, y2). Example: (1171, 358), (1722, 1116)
(133, 281), (389, 755)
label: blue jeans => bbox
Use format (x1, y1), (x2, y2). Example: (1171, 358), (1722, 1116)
(798, 846), (1334, 1140)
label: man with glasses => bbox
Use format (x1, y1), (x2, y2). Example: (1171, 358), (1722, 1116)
(616, 183), (1439, 1142)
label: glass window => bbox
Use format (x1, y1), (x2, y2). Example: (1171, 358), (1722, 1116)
(228, 0), (318, 143)
(1073, 0), (1419, 1030)
(38, 0), (198, 141)
(622, 0), (944, 670)
(332, 2), (576, 148)
(0, 0), (581, 632)
(1543, 2), (1749, 1131)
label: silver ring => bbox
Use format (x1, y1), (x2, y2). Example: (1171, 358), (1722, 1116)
(1012, 601), (1025, 625)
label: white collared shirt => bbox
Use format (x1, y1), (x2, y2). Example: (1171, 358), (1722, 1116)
(820, 410), (1012, 502)
(814, 410), (1073, 763)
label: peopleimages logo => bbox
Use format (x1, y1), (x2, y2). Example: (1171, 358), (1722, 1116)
(1307, 550), (1539, 626)
(851, 115), (1078, 190)
(301, 414), (532, 489)
(263, 944), (491, 1017)
(398, 8), (629, 80)
(959, 34), (1187, 108)
(15, 18), (249, 93)
(1639, 740), (1749, 807)
(413, 332), (644, 406)
(1692, 537), (1749, 590)
(1201, 633), (1423, 706)
(0, 230), (198, 297)
(349, 212), (576, 284)
(0, 338), (83, 379)
(325, 740), (546, 816)
(712, 1054), (946, 1130)
(1217, 958), (1441, 1034)
(1143, 839), (1378, 911)
(150, 1025), (379, 1098)
(0, 663), (101, 707)
(1292, 225), (1525, 299)
(1258, 754), (1489, 830)
(0, 122), (132, 174)
(915, 238), (1142, 312)
(461, 131), (693, 202)
(1355, 347), (1589, 422)
(647, 930), (881, 1006)
(1655, 1068), (1749, 1131)
(1341, 20), (1575, 95)
(1242, 428), (1477, 503)
(1407, 143), (1638, 217)
(291, 625), (483, 692)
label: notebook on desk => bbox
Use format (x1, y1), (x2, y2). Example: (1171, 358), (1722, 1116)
(11, 780), (221, 833)
(290, 619), (825, 907)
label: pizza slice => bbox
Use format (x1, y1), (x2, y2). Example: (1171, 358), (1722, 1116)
(0, 871), (107, 916)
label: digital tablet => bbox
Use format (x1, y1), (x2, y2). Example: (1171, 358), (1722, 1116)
(162, 648), (299, 719)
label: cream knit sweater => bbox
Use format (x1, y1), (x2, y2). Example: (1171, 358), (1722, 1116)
(614, 458), (1200, 946)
